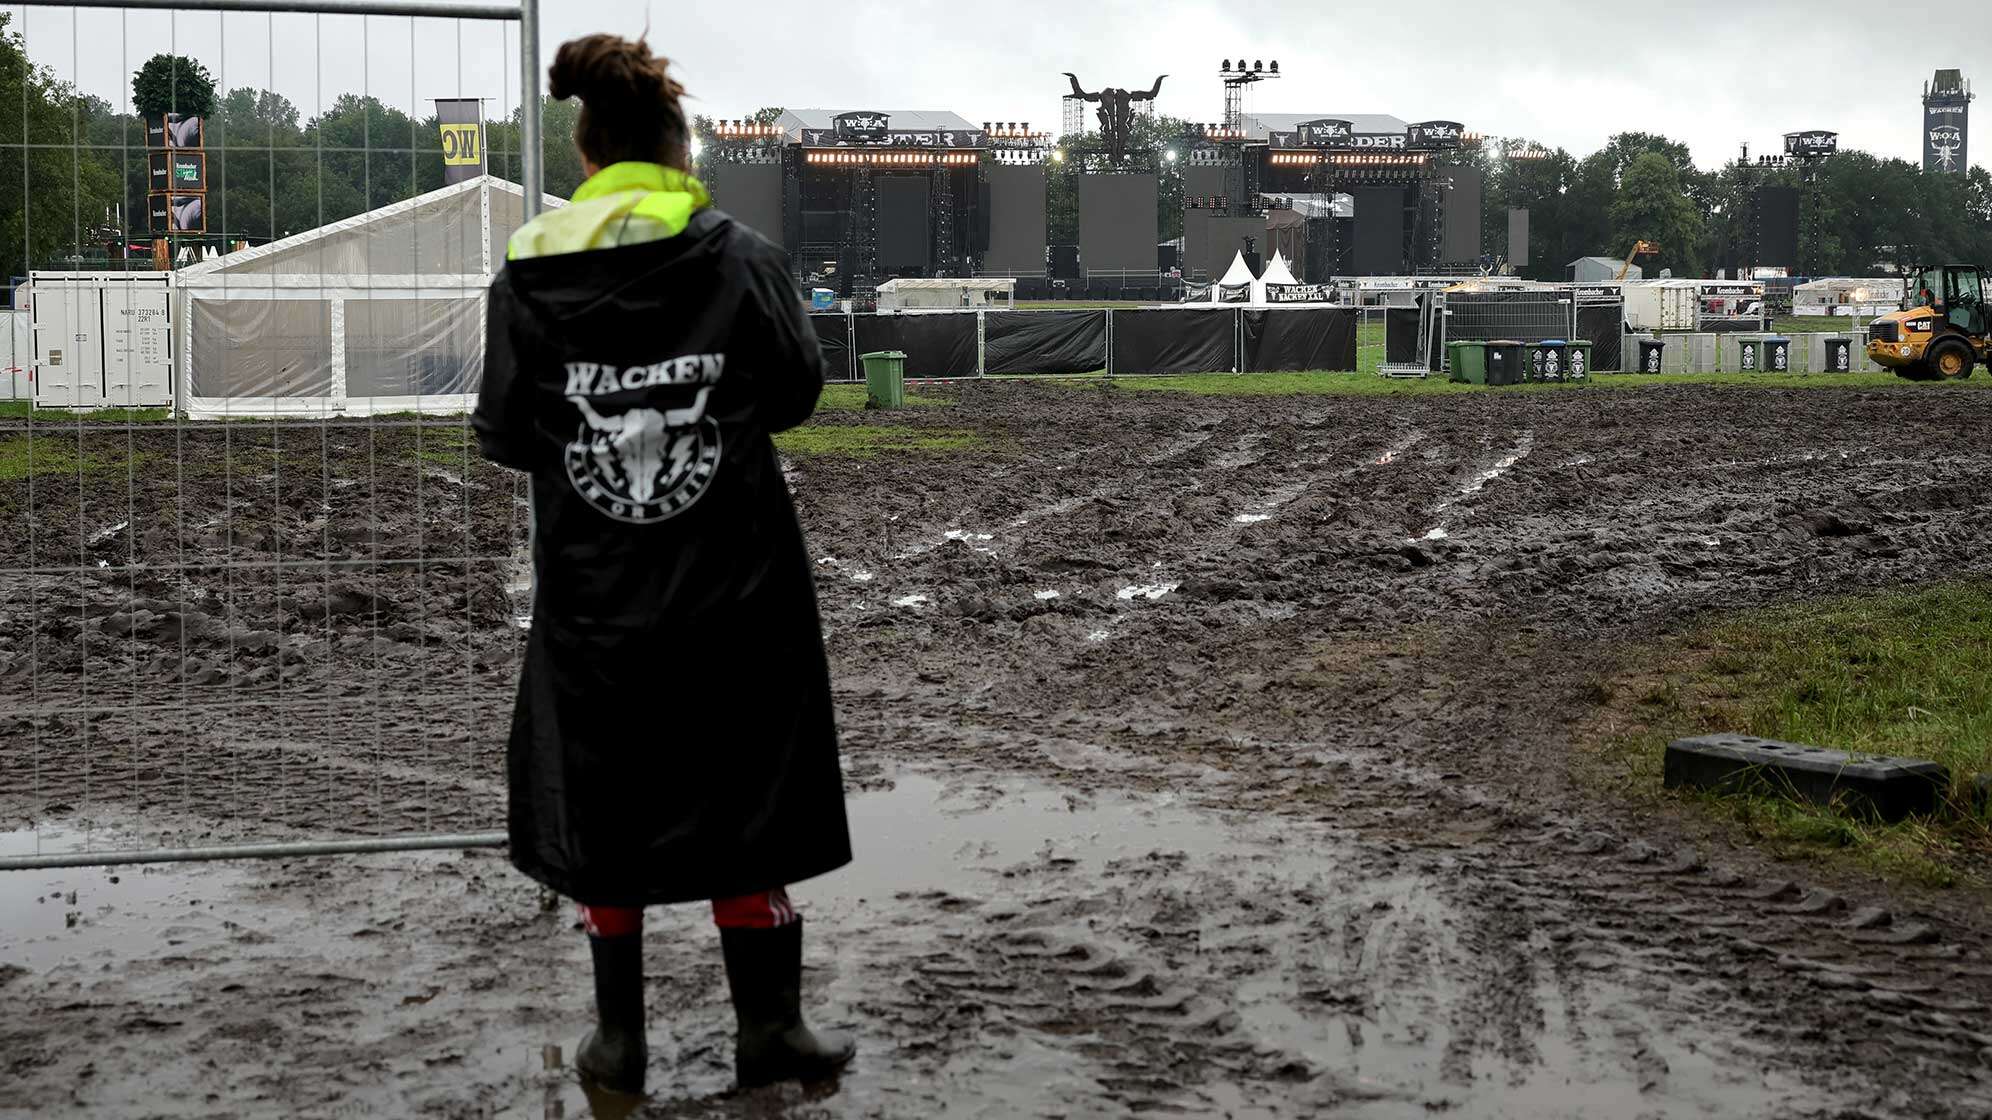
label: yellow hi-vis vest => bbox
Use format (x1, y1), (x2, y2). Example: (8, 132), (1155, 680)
(507, 161), (713, 261)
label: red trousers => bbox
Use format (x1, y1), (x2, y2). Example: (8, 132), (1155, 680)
(580, 887), (796, 937)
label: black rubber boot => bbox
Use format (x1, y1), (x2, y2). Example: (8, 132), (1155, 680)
(719, 917), (856, 1089)
(575, 933), (647, 1094)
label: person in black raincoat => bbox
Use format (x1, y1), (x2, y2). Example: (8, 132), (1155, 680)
(473, 33), (854, 1096)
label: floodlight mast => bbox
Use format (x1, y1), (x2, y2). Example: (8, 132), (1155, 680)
(1219, 58), (1279, 133)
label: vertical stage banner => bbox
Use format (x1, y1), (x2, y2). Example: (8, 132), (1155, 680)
(437, 98), (487, 184)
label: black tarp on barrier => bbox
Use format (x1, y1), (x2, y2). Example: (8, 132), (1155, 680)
(1111, 308), (1237, 375)
(852, 312), (979, 378)
(984, 310), (1106, 375)
(1242, 307), (1359, 372)
(809, 313), (854, 381)
(1386, 305), (1422, 365)
(1575, 306), (1623, 370)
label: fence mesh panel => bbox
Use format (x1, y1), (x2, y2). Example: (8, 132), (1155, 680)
(1, 1), (533, 867)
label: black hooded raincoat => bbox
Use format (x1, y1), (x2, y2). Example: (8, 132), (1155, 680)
(474, 207), (851, 907)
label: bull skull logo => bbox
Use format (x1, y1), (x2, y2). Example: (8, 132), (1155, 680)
(1931, 125), (1963, 172)
(564, 388), (723, 523)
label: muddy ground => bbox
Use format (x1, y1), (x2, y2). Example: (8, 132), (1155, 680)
(4, 382), (1992, 1118)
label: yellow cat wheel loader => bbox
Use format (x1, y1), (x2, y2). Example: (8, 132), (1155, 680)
(1868, 264), (1991, 380)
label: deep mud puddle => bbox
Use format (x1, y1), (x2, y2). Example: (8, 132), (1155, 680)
(4, 768), (1830, 1118)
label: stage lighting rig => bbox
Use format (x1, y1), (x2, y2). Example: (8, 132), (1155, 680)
(1219, 57), (1280, 132)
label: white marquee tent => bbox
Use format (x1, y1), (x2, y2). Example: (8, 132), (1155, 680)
(1207, 250), (1257, 302)
(174, 175), (563, 418)
(1258, 251), (1298, 287)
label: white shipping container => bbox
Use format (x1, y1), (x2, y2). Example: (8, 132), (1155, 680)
(1621, 280), (1701, 331)
(30, 272), (173, 410)
(2, 307), (28, 401)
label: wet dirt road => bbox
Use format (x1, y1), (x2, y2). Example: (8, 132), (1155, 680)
(4, 382), (1992, 1118)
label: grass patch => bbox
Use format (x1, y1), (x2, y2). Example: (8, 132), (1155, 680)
(1587, 582), (1992, 887)
(0, 400), (173, 423)
(1771, 315), (1870, 335)
(816, 384), (952, 412)
(0, 435), (153, 482)
(407, 426), (474, 469)
(774, 425), (983, 458)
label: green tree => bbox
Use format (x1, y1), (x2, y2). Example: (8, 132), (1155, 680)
(299, 93), (443, 222)
(1609, 151), (1703, 276)
(0, 12), (126, 281)
(131, 53), (216, 117)
(1485, 141), (1580, 280)
(489, 95), (584, 199)
(207, 86), (305, 239)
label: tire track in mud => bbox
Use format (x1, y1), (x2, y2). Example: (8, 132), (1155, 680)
(11, 385), (1992, 1116)
(802, 384), (1992, 1114)
(843, 701), (1992, 1113)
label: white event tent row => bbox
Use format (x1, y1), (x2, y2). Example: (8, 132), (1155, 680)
(174, 176), (564, 419)
(1207, 249), (1316, 306)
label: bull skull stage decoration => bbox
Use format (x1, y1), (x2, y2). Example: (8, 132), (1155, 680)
(1063, 72), (1166, 165)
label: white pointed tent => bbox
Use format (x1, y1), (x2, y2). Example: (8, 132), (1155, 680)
(1250, 250), (1301, 303)
(173, 175), (564, 418)
(1216, 251), (1256, 286)
(1259, 250), (1298, 286)
(1210, 250), (1257, 302)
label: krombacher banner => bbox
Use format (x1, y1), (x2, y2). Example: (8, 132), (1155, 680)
(144, 111), (205, 236)
(149, 150), (206, 193)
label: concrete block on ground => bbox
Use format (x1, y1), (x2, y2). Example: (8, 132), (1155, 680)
(1850, 332), (1882, 372)
(1685, 333), (1719, 373)
(1663, 733), (1946, 822)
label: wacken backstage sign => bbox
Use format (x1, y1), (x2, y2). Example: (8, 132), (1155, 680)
(1783, 130), (1838, 158)
(1407, 120), (1465, 149)
(1265, 283), (1337, 303)
(802, 112), (987, 149)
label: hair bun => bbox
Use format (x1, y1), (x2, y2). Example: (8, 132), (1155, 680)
(547, 32), (691, 169)
(548, 33), (663, 103)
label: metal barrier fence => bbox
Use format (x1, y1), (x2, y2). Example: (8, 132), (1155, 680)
(0, 0), (543, 871)
(811, 305), (1362, 381)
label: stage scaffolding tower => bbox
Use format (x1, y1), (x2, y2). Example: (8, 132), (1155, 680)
(1219, 59), (1279, 131)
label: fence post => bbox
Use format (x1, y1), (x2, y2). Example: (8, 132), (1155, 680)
(1106, 309), (1114, 379)
(976, 309), (986, 376)
(519, 0), (545, 219)
(1434, 297), (1448, 375)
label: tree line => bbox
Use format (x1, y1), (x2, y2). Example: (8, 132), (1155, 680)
(1480, 131), (1992, 281)
(5, 14), (1990, 287)
(0, 21), (587, 285)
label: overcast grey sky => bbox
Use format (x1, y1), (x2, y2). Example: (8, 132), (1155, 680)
(10, 0), (1988, 171)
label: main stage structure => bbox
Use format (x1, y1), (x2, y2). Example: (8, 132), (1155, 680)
(701, 91), (1482, 299)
